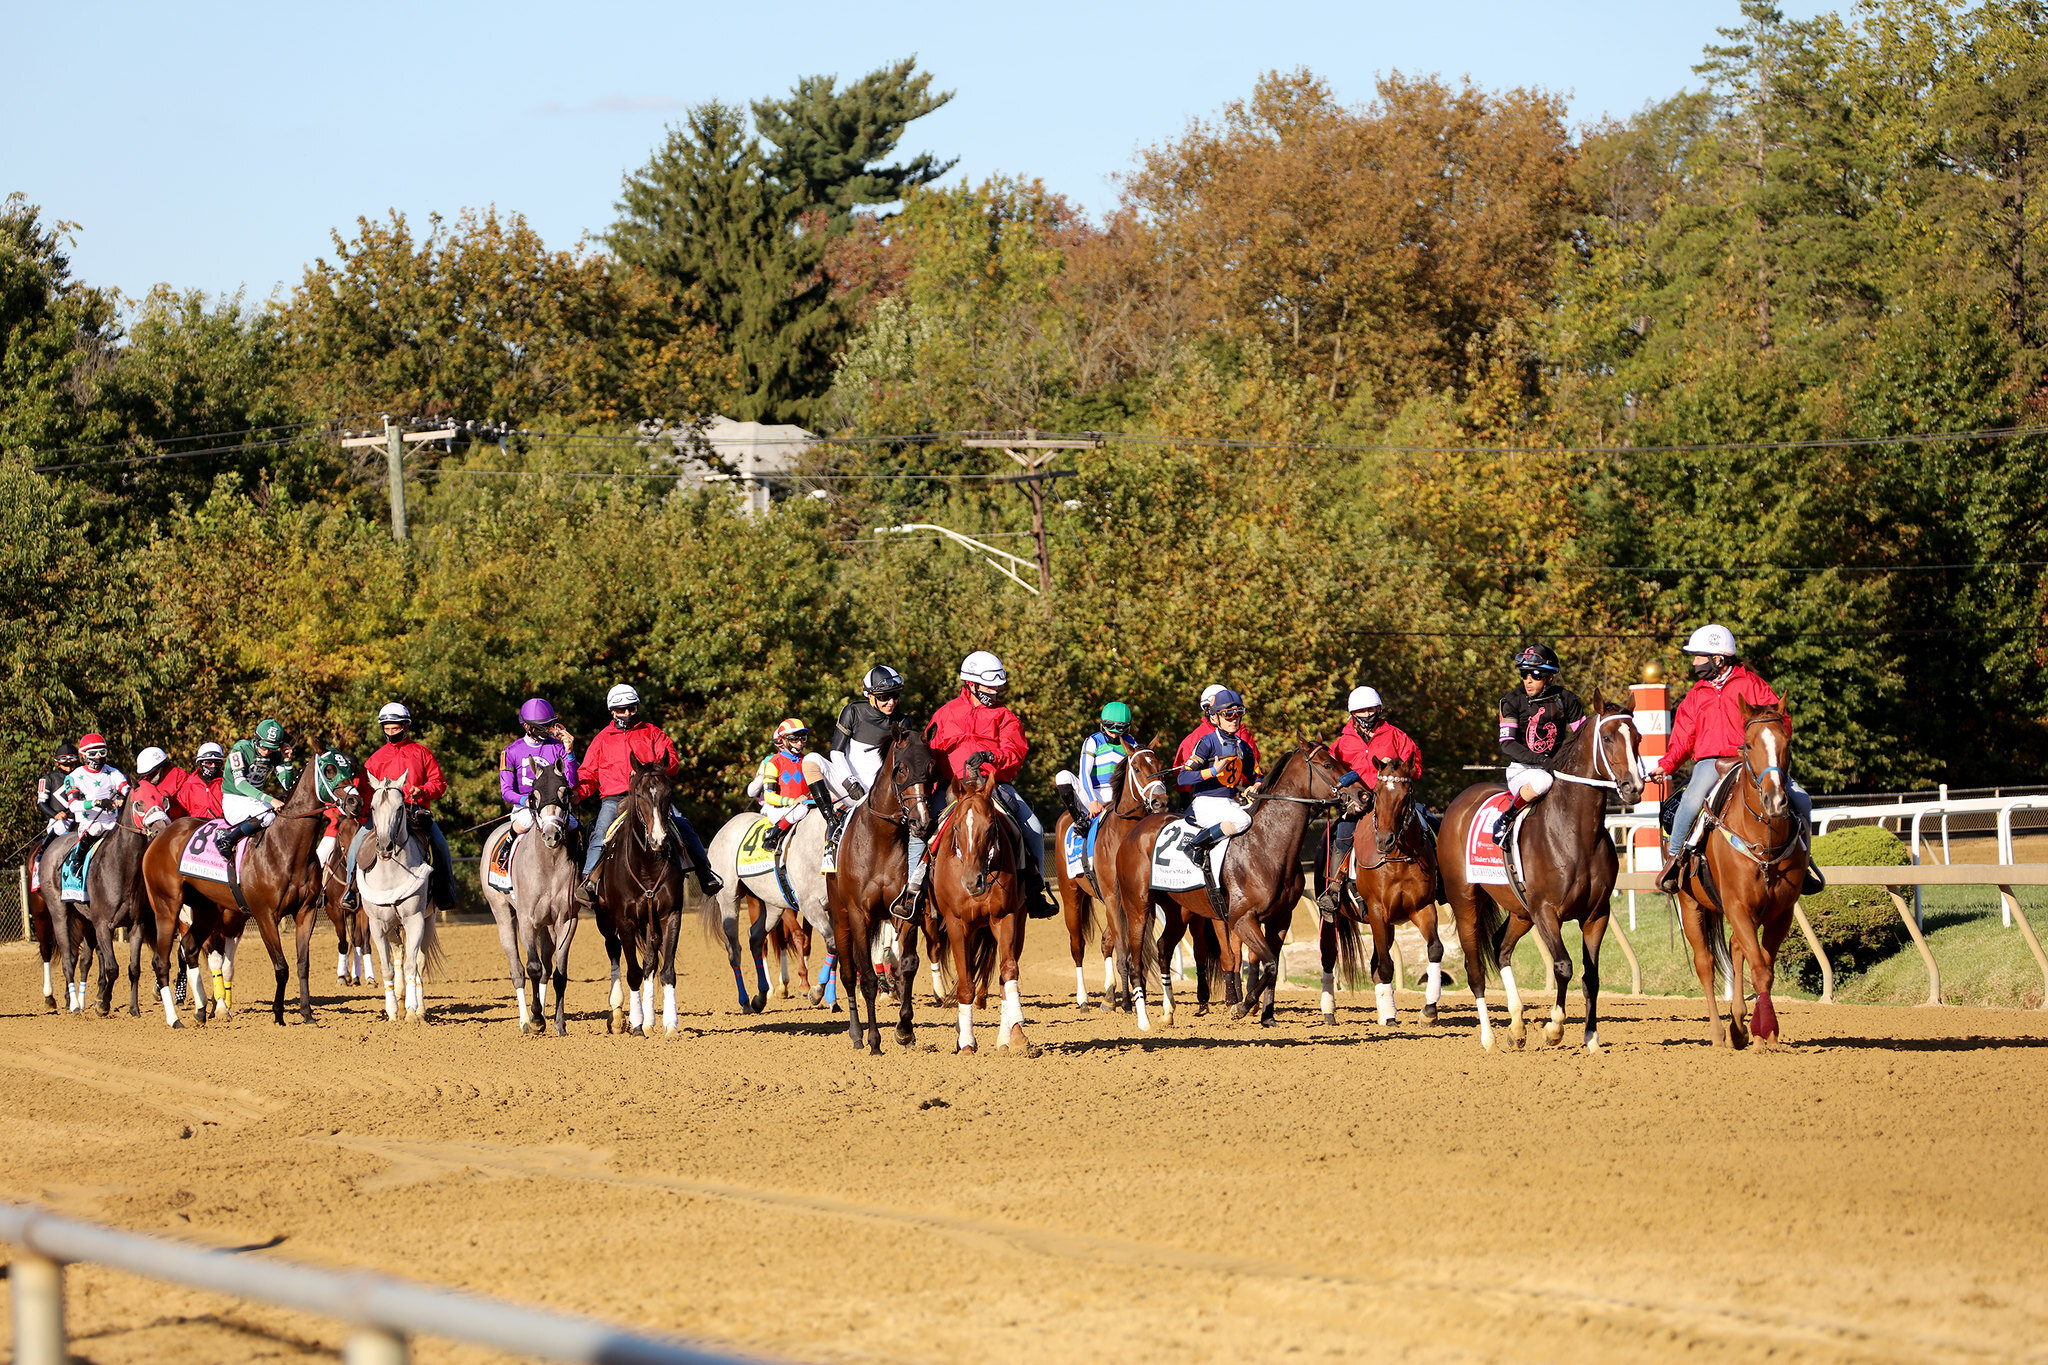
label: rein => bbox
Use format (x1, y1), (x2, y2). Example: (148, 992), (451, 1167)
(1706, 716), (1804, 871)
(1550, 712), (1647, 793)
(1354, 798), (1421, 871)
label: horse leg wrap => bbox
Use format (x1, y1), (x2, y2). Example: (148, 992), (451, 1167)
(186, 966), (203, 1012)
(1426, 961), (1443, 1006)
(956, 1002), (974, 1051)
(641, 979), (657, 1029)
(1075, 966), (1087, 1005)
(1376, 982), (1396, 1025)
(628, 986), (644, 1032)
(336, 951), (347, 980)
(999, 981), (1023, 1047)
(662, 984), (677, 1033)
(1102, 954), (1116, 993)
(1499, 965), (1522, 1012)
(1319, 973), (1335, 1018)
(731, 966), (749, 1007)
(1133, 979), (1151, 1032)
(823, 954), (838, 1008)
(160, 985), (178, 1025)
(1476, 998), (1493, 1048)
(43, 962), (53, 997)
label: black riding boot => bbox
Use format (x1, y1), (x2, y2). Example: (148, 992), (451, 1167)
(1184, 824), (1229, 916)
(1317, 823), (1355, 917)
(670, 813), (723, 897)
(1490, 797), (1524, 847)
(1802, 862), (1827, 895)
(214, 817), (263, 858)
(1656, 854), (1685, 895)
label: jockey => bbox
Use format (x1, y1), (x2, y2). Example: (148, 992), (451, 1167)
(901, 651), (1047, 915)
(1064, 701), (1132, 825)
(58, 735), (129, 884)
(1175, 689), (1259, 887)
(1175, 683), (1263, 778)
(363, 702), (457, 911)
(1318, 686), (1426, 915)
(820, 664), (906, 869)
(216, 719), (298, 858)
(33, 741), (80, 854)
(169, 743), (226, 821)
(749, 719), (827, 851)
(1654, 624), (1824, 895)
(573, 684), (723, 901)
(1492, 643), (1589, 845)
(500, 698), (578, 835)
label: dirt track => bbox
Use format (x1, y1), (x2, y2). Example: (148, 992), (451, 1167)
(0, 917), (2044, 1365)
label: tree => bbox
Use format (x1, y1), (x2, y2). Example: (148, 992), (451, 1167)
(753, 57), (956, 215)
(0, 195), (122, 460)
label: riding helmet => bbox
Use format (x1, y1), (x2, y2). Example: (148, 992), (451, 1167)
(136, 746), (168, 776)
(78, 733), (108, 761)
(1683, 624), (1738, 657)
(53, 740), (79, 765)
(518, 697), (557, 726)
(195, 742), (225, 762)
(606, 683), (641, 710)
(863, 664), (905, 698)
(1346, 686), (1383, 712)
(1099, 701), (1132, 726)
(774, 718), (809, 746)
(254, 718), (286, 749)
(959, 651), (1007, 688)
(378, 701), (412, 725)
(1513, 643), (1561, 676)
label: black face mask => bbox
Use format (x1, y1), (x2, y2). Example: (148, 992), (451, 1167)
(1690, 658), (1721, 681)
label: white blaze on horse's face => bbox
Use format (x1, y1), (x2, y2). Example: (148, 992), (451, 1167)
(1759, 725), (1790, 818)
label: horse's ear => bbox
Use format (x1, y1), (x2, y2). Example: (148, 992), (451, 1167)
(1778, 697), (1794, 722)
(1374, 756), (1393, 775)
(1406, 756), (1420, 777)
(1737, 696), (1759, 721)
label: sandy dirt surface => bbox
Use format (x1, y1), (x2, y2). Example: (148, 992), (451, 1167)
(0, 915), (2044, 1365)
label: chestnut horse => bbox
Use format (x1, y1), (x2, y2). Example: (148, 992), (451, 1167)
(1336, 755), (1444, 1027)
(925, 755), (1032, 1054)
(598, 757), (688, 1036)
(1112, 745), (1363, 1030)
(827, 723), (936, 1054)
(1051, 739), (1174, 1009)
(1439, 703), (1646, 1052)
(139, 755), (341, 1026)
(1671, 700), (1808, 1048)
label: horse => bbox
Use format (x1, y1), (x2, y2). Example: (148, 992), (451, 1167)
(320, 813), (377, 988)
(825, 723), (936, 1054)
(923, 754), (1034, 1054)
(1670, 699), (1808, 1048)
(1333, 755), (1445, 1028)
(1057, 742), (1174, 1012)
(139, 755), (337, 1026)
(38, 784), (170, 1016)
(1438, 702), (1647, 1052)
(354, 775), (446, 1022)
(1112, 744), (1363, 1030)
(479, 758), (583, 1036)
(766, 907), (826, 1005)
(704, 804), (836, 1015)
(593, 756), (688, 1037)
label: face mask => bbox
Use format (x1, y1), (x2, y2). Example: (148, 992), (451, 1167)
(614, 712), (637, 730)
(1690, 658), (1719, 681)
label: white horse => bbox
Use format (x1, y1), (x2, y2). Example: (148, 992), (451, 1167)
(703, 807), (837, 1014)
(357, 777), (445, 1022)
(480, 759), (581, 1035)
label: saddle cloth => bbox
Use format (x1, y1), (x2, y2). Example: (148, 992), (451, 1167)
(1062, 819), (1106, 879)
(1463, 792), (1521, 887)
(177, 820), (251, 885)
(735, 815), (782, 879)
(58, 841), (99, 903)
(486, 827), (519, 893)
(1149, 817), (1229, 893)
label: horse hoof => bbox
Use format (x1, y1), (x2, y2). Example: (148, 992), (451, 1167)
(809, 985), (826, 1006)
(895, 1027), (915, 1046)
(1320, 1011), (1337, 1026)
(1421, 1004), (1439, 1025)
(956, 1044), (976, 1055)
(128, 1007), (141, 1018)
(1193, 1004), (1209, 1018)
(1543, 1023), (1563, 1047)
(631, 1024), (646, 1037)
(43, 995), (56, 1012)
(609, 1010), (624, 1034)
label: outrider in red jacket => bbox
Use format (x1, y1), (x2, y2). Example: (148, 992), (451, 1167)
(574, 722), (680, 801)
(928, 687), (1028, 784)
(166, 770), (224, 821)
(365, 740), (449, 807)
(1331, 721), (1422, 780)
(1658, 664), (1789, 774)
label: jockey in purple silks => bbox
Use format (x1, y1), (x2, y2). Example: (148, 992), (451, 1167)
(500, 698), (579, 835)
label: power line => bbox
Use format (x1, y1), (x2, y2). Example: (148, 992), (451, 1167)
(1337, 625), (2048, 640)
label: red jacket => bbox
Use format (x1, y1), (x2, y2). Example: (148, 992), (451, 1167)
(1176, 720), (1262, 773)
(928, 687), (1028, 784)
(167, 770), (223, 821)
(365, 740), (449, 806)
(1659, 664), (1789, 773)
(575, 722), (680, 801)
(1331, 722), (1422, 780)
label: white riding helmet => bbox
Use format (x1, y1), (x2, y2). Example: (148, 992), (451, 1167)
(1347, 686), (1383, 712)
(959, 651), (1008, 688)
(607, 684), (641, 709)
(1683, 624), (1739, 657)
(195, 742), (225, 761)
(135, 746), (168, 774)
(378, 702), (412, 724)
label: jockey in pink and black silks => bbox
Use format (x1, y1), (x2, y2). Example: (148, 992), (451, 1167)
(1490, 643), (1588, 846)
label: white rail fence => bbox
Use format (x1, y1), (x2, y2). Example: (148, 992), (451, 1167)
(0, 1202), (772, 1365)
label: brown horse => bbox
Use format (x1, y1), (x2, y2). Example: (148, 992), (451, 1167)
(925, 754), (1032, 1054)
(319, 811), (376, 987)
(1113, 745), (1363, 1030)
(1334, 755), (1445, 1028)
(600, 757), (689, 1036)
(827, 723), (936, 1054)
(138, 755), (338, 1026)
(1051, 739), (1174, 1010)
(1439, 703), (1647, 1051)
(1671, 699), (1808, 1048)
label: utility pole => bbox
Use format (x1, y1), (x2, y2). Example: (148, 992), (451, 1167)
(340, 418), (457, 542)
(961, 431), (1101, 599)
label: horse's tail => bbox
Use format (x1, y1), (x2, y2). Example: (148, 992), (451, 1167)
(1478, 895), (1509, 974)
(1331, 910), (1365, 991)
(970, 925), (998, 999)
(418, 911), (448, 984)
(1703, 908), (1733, 995)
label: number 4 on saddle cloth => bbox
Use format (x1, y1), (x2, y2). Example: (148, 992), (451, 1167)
(1062, 820), (1108, 879)
(733, 812), (808, 910)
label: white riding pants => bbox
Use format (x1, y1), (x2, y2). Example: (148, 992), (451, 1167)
(1504, 764), (1554, 801)
(1190, 793), (1252, 836)
(222, 793), (277, 826)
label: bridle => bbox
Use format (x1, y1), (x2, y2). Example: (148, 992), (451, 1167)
(1354, 771), (1420, 870)
(871, 745), (933, 838)
(1706, 714), (1803, 870)
(1113, 747), (1170, 818)
(1551, 712), (1647, 795)
(1244, 746), (1362, 813)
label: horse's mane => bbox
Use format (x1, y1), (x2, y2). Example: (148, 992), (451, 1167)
(883, 721), (933, 784)
(1266, 747), (1297, 789)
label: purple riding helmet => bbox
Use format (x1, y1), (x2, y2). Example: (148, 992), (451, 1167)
(518, 698), (557, 732)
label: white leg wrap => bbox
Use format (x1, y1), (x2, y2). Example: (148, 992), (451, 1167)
(336, 951), (348, 979)
(385, 985), (399, 1019)
(1102, 954), (1116, 991)
(43, 962), (53, 995)
(1000, 981), (1023, 1047)
(1133, 979), (1151, 1032)
(542, 979), (554, 1007)
(1477, 997), (1493, 1047)
(1376, 981), (1396, 1024)
(957, 1002), (974, 1049)
(929, 960), (944, 997)
(1319, 972), (1335, 1017)
(186, 967), (203, 1011)
(609, 978), (624, 1009)
(663, 984), (677, 1033)
(627, 986), (643, 1030)
(1426, 961), (1443, 1005)
(1586, 1028), (1601, 1053)
(1500, 964), (1522, 1011)
(516, 990), (531, 1026)
(641, 980), (657, 1027)
(1074, 966), (1087, 1005)
(160, 984), (178, 1025)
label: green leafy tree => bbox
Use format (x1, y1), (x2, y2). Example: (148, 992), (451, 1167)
(0, 196), (122, 460)
(753, 57), (956, 215)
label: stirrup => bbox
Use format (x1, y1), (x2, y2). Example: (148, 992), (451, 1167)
(1315, 886), (1342, 918)
(889, 883), (921, 921)
(1490, 811), (1514, 847)
(1656, 858), (1685, 894)
(1801, 863), (1826, 895)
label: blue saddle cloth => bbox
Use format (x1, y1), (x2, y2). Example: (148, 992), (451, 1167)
(1062, 819), (1105, 876)
(59, 842), (98, 902)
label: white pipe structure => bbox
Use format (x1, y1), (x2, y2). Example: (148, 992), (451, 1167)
(0, 1203), (770, 1365)
(1812, 792), (2048, 926)
(872, 523), (1041, 595)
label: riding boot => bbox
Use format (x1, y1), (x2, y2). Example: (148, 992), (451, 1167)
(1317, 833), (1353, 918)
(1184, 824), (1229, 917)
(63, 836), (92, 886)
(1656, 854), (1685, 895)
(1490, 797), (1525, 847)
(1802, 862), (1827, 896)
(1022, 860), (1056, 919)
(574, 869), (598, 908)
(671, 814), (723, 896)
(341, 870), (361, 912)
(214, 817), (263, 858)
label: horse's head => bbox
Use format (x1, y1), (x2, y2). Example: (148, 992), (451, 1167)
(887, 722), (936, 839)
(1288, 743), (1369, 818)
(945, 764), (1007, 897)
(627, 756), (671, 850)
(368, 775), (409, 854)
(317, 750), (364, 820)
(1738, 698), (1794, 820)
(530, 758), (571, 848)
(127, 784), (169, 835)
(1584, 697), (1647, 807)
(1371, 756), (1417, 854)
(1117, 736), (1173, 816)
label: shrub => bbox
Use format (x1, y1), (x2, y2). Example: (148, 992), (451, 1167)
(1777, 824), (1911, 990)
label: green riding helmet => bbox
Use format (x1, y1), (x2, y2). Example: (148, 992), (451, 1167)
(1099, 702), (1132, 725)
(254, 718), (287, 752)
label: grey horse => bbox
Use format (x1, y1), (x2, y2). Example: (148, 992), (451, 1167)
(702, 807), (837, 1015)
(479, 759), (582, 1035)
(38, 786), (170, 1016)
(355, 776), (445, 1022)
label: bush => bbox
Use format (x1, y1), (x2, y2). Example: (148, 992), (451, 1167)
(1778, 825), (1911, 990)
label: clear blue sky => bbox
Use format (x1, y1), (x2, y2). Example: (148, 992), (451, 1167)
(9, 1), (1827, 308)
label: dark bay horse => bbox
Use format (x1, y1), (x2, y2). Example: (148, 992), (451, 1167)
(602, 757), (688, 1036)
(927, 755), (1031, 1054)
(1439, 702), (1646, 1051)
(826, 724), (935, 1054)
(139, 756), (336, 1026)
(1339, 755), (1445, 1027)
(40, 785), (170, 1016)
(1111, 745), (1362, 1029)
(1672, 700), (1808, 1048)
(1051, 739), (1174, 1010)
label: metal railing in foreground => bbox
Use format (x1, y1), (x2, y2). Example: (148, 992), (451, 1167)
(0, 1202), (768, 1365)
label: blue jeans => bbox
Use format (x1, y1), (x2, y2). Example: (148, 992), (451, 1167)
(1667, 763), (1811, 856)
(581, 797), (711, 874)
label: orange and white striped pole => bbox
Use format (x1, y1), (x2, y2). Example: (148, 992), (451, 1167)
(1630, 661), (1671, 919)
